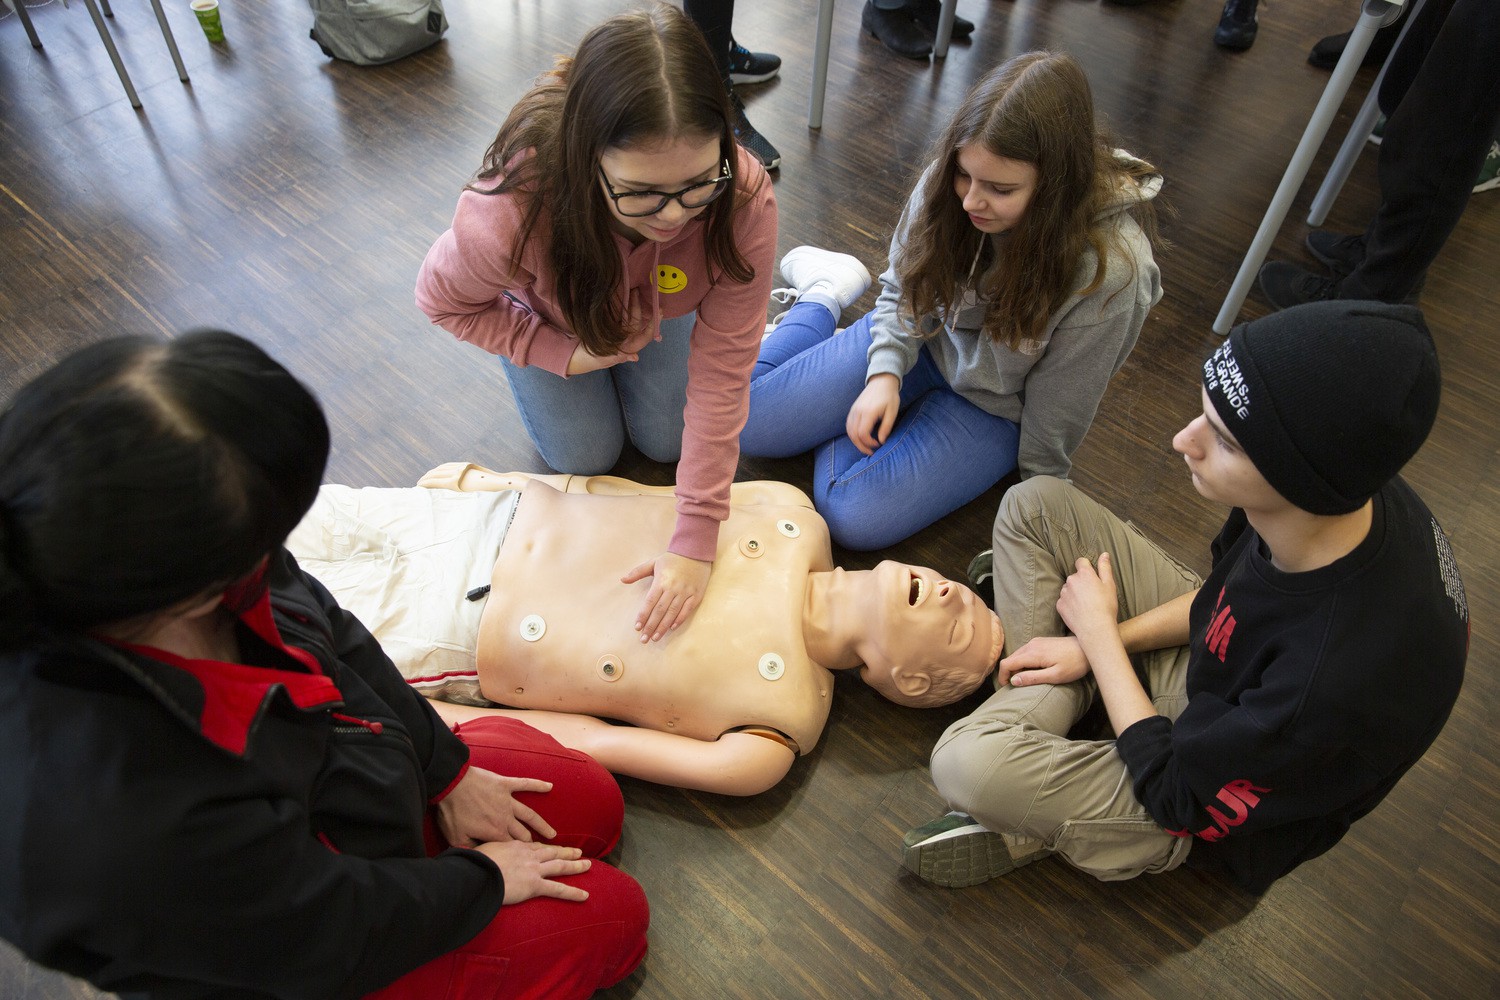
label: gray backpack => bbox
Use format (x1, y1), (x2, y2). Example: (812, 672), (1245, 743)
(308, 0), (448, 66)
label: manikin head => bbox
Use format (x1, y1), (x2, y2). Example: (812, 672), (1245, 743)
(850, 561), (1003, 709)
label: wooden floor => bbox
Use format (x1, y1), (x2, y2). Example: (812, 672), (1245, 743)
(2, 0), (1497, 996)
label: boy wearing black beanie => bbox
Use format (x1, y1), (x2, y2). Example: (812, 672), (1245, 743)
(905, 300), (1469, 894)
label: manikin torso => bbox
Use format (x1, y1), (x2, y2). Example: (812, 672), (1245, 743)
(476, 481), (836, 753)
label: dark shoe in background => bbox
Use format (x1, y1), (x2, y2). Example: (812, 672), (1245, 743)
(1305, 230), (1366, 278)
(1473, 140), (1500, 193)
(1258, 261), (1338, 310)
(1307, 17), (1402, 70)
(728, 38), (781, 85)
(906, 0), (975, 40)
(729, 87), (781, 171)
(1299, 232), (1426, 302)
(861, 1), (934, 59)
(965, 549), (995, 609)
(1214, 0), (1258, 50)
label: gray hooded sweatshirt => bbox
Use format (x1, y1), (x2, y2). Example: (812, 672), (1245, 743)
(866, 150), (1163, 481)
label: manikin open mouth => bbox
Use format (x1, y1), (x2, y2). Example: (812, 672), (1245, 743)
(908, 575), (926, 606)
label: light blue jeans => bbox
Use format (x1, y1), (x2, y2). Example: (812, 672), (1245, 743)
(740, 301), (1020, 550)
(500, 313), (695, 474)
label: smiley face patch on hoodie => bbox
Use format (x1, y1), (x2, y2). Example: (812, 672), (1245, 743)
(657, 265), (688, 294)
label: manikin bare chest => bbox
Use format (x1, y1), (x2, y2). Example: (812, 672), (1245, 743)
(475, 483), (837, 752)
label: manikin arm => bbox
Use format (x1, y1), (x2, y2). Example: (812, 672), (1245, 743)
(432, 701), (797, 797)
(418, 463), (579, 494)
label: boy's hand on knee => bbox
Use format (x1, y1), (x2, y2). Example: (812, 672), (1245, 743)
(1057, 554), (1121, 642)
(1000, 635), (1089, 687)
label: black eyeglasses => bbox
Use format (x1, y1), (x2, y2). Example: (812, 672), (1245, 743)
(597, 159), (733, 218)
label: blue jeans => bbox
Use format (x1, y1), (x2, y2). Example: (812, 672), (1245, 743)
(500, 313), (695, 474)
(741, 302), (1020, 550)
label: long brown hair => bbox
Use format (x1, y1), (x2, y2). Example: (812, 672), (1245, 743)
(469, 4), (756, 356)
(898, 51), (1160, 350)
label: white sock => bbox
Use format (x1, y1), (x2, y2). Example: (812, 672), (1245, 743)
(799, 284), (840, 316)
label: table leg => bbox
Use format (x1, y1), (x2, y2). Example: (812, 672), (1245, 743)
(13, 0), (43, 48)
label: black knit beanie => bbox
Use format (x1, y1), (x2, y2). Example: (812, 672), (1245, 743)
(1201, 300), (1441, 515)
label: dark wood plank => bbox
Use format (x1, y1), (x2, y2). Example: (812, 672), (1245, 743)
(2, 0), (1496, 997)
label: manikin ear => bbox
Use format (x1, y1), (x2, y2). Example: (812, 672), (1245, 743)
(888, 664), (932, 700)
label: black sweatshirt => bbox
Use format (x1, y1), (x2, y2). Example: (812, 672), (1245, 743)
(1116, 478), (1469, 893)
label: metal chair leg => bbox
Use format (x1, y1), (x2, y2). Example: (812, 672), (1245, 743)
(1307, 0), (1425, 225)
(932, 0), (956, 58)
(148, 0), (190, 82)
(808, 0), (834, 129)
(80, 0), (142, 109)
(13, 0), (44, 48)
(1212, 0), (1402, 334)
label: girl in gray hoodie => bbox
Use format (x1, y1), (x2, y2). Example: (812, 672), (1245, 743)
(741, 51), (1163, 550)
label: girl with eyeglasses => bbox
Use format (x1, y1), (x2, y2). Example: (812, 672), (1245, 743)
(417, 4), (776, 642)
(740, 51), (1163, 551)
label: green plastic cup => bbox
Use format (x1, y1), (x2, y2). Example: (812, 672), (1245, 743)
(190, 0), (224, 43)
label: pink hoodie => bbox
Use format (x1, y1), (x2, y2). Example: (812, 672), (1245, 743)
(416, 145), (777, 562)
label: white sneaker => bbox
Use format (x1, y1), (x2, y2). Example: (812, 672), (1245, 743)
(776, 246), (872, 313)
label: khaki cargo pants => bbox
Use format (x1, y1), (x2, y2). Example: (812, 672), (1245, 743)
(932, 476), (1199, 880)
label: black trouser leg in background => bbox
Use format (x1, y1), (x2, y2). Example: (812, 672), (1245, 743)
(1341, 0), (1500, 301)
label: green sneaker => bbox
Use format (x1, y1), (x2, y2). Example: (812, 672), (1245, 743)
(901, 812), (1047, 887)
(966, 548), (993, 588)
(966, 549), (995, 606)
(1474, 140), (1500, 194)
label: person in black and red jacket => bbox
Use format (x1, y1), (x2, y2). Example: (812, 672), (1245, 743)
(0, 331), (647, 999)
(902, 300), (1469, 895)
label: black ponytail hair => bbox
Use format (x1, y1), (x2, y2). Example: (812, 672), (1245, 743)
(0, 331), (329, 645)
